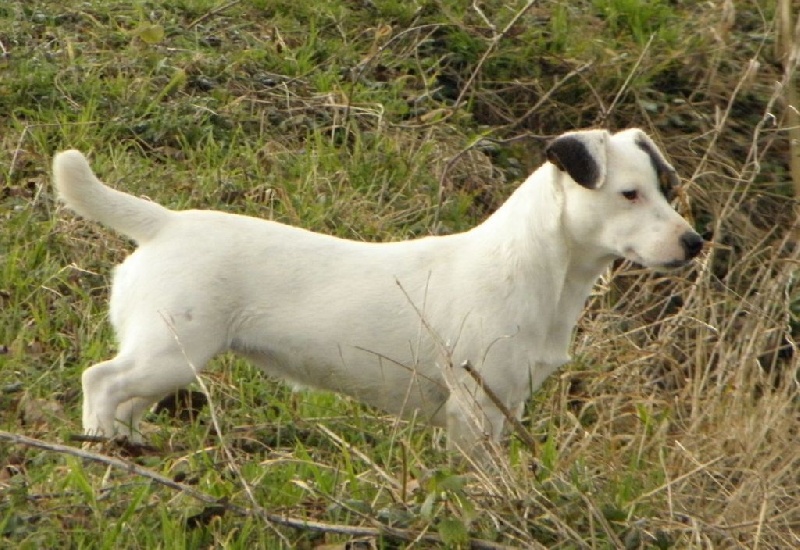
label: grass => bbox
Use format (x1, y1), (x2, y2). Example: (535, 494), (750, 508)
(1, 0), (798, 548)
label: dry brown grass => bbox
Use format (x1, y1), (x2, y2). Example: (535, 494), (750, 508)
(419, 5), (800, 546)
(1, 1), (798, 547)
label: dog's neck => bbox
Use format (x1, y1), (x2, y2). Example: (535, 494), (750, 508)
(478, 165), (613, 288)
(471, 166), (614, 349)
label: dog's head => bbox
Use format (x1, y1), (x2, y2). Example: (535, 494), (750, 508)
(546, 128), (703, 268)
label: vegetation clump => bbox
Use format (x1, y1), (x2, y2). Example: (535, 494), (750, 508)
(1, 1), (797, 547)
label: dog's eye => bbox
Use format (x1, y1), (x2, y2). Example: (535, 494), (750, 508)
(621, 190), (639, 201)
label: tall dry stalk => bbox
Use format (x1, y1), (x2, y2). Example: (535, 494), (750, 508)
(777, 0), (800, 202)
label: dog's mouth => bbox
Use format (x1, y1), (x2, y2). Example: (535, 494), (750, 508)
(622, 248), (647, 266)
(622, 248), (693, 270)
(658, 258), (694, 269)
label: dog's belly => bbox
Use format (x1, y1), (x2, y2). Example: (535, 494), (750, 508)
(235, 344), (450, 425)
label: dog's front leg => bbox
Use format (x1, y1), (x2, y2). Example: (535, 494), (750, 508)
(444, 393), (506, 463)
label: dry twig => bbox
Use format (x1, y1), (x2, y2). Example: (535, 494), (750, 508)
(0, 431), (518, 549)
(461, 361), (538, 455)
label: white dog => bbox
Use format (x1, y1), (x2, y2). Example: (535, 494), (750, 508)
(53, 128), (702, 455)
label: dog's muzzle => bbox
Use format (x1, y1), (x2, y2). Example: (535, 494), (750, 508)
(661, 231), (704, 268)
(681, 231), (704, 260)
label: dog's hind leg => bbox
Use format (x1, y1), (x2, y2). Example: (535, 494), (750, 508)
(82, 357), (131, 438)
(81, 357), (132, 438)
(81, 345), (214, 441)
(115, 396), (159, 443)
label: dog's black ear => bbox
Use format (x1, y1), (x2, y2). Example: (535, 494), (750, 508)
(545, 130), (609, 189)
(631, 129), (680, 201)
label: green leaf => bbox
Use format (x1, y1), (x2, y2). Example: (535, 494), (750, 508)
(437, 517), (469, 546)
(436, 474), (468, 493)
(420, 491), (437, 519)
(136, 23), (165, 45)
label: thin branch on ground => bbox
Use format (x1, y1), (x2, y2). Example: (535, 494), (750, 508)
(0, 431), (518, 550)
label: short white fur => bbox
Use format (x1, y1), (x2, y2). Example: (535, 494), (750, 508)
(53, 128), (702, 455)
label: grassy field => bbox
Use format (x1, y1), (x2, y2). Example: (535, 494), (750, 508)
(1, 0), (798, 547)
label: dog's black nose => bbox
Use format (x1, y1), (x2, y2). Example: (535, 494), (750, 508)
(681, 232), (704, 259)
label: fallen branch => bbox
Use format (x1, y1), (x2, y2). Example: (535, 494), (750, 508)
(0, 431), (517, 550)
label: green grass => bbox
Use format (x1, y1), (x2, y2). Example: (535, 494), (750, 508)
(2, 0), (798, 548)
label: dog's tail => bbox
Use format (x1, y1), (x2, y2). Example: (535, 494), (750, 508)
(53, 150), (172, 244)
